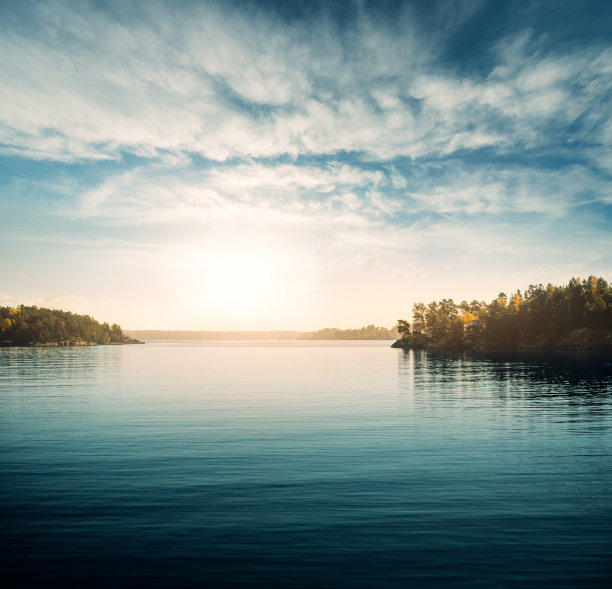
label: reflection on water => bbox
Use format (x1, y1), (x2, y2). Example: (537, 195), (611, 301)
(1, 343), (611, 588)
(399, 348), (612, 398)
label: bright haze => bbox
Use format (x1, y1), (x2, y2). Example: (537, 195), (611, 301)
(1, 0), (611, 330)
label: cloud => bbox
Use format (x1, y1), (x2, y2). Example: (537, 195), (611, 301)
(58, 148), (607, 277)
(1, 0), (609, 166)
(75, 161), (391, 225)
(402, 161), (607, 216)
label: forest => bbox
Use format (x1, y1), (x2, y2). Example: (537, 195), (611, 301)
(300, 325), (400, 340)
(0, 305), (141, 346)
(394, 276), (612, 351)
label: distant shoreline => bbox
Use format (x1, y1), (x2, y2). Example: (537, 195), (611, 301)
(125, 327), (398, 341)
(125, 330), (304, 341)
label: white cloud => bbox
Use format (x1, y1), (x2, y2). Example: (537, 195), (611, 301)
(75, 161), (391, 225)
(1, 1), (609, 165)
(402, 162), (605, 216)
(60, 150), (608, 266)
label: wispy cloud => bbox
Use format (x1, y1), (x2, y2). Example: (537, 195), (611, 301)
(2, 1), (610, 164)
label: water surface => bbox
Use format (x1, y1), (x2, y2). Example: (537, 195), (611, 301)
(1, 342), (611, 587)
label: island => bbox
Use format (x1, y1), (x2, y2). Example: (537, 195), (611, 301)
(0, 305), (143, 346)
(298, 325), (399, 340)
(392, 276), (612, 352)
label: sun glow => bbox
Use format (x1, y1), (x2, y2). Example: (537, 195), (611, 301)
(204, 250), (286, 306)
(178, 248), (313, 327)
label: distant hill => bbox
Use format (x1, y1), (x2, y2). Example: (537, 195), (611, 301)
(127, 325), (399, 341)
(125, 330), (305, 341)
(298, 325), (399, 340)
(0, 305), (142, 346)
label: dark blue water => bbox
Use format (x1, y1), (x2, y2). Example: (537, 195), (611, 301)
(1, 342), (611, 587)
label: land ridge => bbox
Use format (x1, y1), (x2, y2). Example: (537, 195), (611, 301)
(128, 325), (399, 341)
(0, 305), (142, 346)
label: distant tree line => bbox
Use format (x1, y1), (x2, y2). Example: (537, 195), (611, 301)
(395, 276), (612, 350)
(126, 330), (303, 341)
(300, 324), (400, 340)
(0, 305), (139, 346)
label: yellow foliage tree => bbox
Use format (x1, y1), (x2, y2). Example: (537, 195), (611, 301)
(459, 312), (478, 324)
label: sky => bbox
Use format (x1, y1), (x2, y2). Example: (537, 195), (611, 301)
(1, 0), (611, 330)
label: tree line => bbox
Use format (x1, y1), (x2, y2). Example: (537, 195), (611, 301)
(0, 305), (139, 345)
(395, 276), (612, 349)
(300, 324), (400, 340)
(125, 330), (303, 341)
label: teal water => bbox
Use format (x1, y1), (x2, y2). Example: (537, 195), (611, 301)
(1, 342), (611, 587)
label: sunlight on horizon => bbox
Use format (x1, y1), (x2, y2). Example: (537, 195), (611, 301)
(181, 248), (313, 324)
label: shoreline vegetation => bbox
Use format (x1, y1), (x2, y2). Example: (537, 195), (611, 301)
(0, 305), (143, 347)
(126, 330), (304, 341)
(299, 325), (399, 340)
(392, 276), (612, 352)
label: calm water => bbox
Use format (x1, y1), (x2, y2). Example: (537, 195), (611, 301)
(1, 342), (611, 588)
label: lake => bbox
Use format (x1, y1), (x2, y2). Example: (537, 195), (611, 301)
(1, 341), (611, 587)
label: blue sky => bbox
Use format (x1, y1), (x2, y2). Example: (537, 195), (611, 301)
(1, 0), (611, 330)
